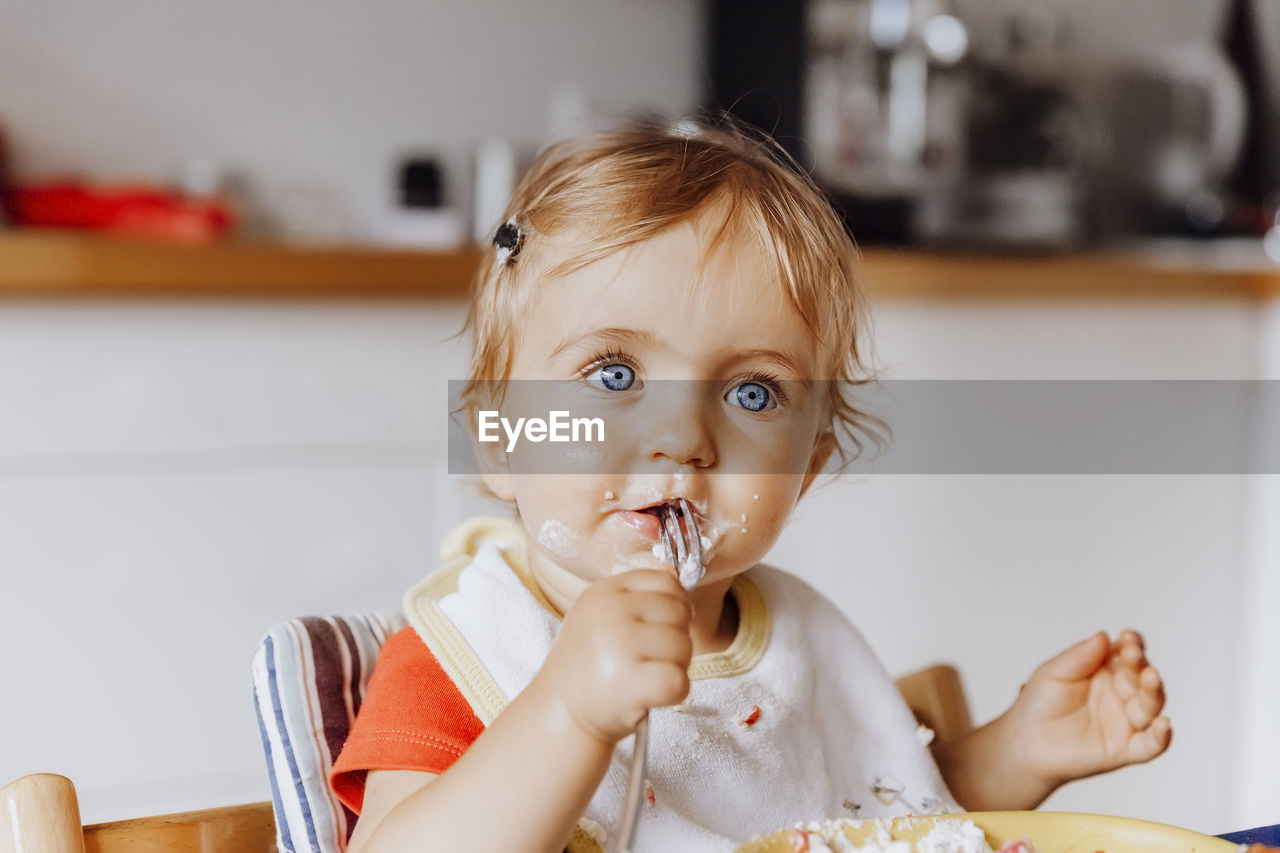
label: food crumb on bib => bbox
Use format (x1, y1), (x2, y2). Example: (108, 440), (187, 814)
(763, 817), (1036, 853)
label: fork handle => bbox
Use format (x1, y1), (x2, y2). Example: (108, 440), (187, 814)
(611, 712), (648, 853)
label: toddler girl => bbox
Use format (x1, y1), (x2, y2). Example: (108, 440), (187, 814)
(330, 120), (1171, 853)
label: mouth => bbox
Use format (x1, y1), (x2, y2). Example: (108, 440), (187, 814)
(635, 498), (688, 516)
(625, 499), (700, 544)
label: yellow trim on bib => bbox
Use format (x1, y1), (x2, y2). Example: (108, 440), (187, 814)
(438, 515), (559, 614)
(568, 825), (604, 853)
(689, 573), (771, 681)
(404, 516), (528, 724)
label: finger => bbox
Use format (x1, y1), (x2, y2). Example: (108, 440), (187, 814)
(1111, 632), (1147, 673)
(1127, 715), (1173, 764)
(1039, 631), (1110, 680)
(618, 566), (684, 593)
(1116, 640), (1146, 670)
(634, 660), (691, 709)
(1126, 666), (1166, 727)
(1110, 644), (1145, 700)
(1118, 628), (1146, 653)
(1139, 662), (1164, 695)
(628, 590), (693, 627)
(631, 623), (694, 666)
(1113, 662), (1140, 702)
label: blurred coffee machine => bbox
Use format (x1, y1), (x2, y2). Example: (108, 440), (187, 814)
(804, 0), (982, 243)
(805, 2), (1249, 247)
(908, 9), (1091, 247)
(803, 0), (1098, 246)
(711, 0), (1252, 247)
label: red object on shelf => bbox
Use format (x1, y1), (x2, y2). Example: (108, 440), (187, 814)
(11, 180), (235, 242)
(0, 127), (14, 226)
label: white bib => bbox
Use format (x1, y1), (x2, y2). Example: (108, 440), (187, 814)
(405, 518), (955, 852)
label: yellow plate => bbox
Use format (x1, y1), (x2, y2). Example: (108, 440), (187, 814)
(733, 811), (1240, 853)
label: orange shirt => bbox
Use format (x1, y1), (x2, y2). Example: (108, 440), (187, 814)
(329, 627), (484, 814)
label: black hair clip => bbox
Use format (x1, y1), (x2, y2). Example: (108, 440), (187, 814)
(494, 219), (524, 266)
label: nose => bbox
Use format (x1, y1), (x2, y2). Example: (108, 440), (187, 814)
(641, 382), (718, 469)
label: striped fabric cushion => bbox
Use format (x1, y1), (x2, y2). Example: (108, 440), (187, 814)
(252, 613), (406, 853)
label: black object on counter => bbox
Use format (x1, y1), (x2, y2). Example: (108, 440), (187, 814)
(400, 158), (445, 209)
(1223, 0), (1279, 222)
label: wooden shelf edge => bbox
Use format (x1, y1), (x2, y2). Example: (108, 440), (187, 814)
(0, 232), (482, 297)
(1, 231), (1278, 299)
(858, 248), (1280, 300)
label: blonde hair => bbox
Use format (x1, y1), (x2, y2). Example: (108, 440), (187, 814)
(459, 117), (884, 474)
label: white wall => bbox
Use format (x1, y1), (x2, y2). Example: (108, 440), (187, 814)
(0, 0), (704, 239)
(2, 292), (1274, 837)
(1233, 299), (1280, 829)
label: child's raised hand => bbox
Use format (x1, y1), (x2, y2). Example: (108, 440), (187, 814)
(540, 567), (694, 745)
(1008, 629), (1172, 791)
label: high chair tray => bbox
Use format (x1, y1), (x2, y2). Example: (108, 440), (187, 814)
(733, 810), (1239, 852)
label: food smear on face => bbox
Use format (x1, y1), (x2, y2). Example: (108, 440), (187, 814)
(537, 519), (581, 559)
(698, 512), (734, 554)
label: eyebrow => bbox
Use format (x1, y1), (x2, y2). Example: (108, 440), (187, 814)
(550, 328), (810, 378)
(729, 348), (809, 378)
(548, 327), (659, 364)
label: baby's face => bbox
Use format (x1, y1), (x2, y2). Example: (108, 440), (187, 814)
(480, 211), (832, 611)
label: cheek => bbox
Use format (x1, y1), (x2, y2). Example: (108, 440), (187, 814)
(696, 479), (800, 560)
(734, 480), (802, 534)
(512, 476), (612, 541)
(718, 412), (824, 476)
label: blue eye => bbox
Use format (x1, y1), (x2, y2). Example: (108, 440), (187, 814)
(728, 382), (774, 412)
(588, 363), (636, 391)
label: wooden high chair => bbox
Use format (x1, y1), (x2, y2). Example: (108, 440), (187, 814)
(895, 663), (975, 745)
(1, 665), (971, 853)
(0, 774), (274, 853)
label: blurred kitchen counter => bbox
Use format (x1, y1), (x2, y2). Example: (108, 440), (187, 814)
(0, 231), (484, 298)
(0, 230), (1277, 299)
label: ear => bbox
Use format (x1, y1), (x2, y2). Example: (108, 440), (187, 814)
(469, 406), (517, 502)
(797, 430), (836, 501)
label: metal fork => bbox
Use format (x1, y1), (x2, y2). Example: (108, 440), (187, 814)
(611, 498), (704, 853)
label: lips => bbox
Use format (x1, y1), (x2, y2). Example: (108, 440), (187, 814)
(636, 500), (677, 516)
(633, 499), (702, 545)
(619, 508), (664, 540)
(618, 499), (686, 542)
(634, 498), (698, 518)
